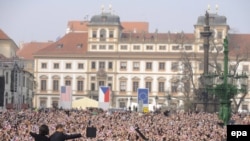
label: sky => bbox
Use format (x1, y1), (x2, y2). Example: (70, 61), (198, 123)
(0, 0), (249, 45)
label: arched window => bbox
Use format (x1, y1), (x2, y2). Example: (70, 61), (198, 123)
(100, 29), (106, 41)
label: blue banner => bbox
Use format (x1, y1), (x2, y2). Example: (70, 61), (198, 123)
(137, 88), (149, 104)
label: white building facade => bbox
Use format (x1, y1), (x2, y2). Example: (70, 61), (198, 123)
(33, 11), (250, 112)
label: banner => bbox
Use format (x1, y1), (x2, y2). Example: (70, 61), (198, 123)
(137, 88), (149, 113)
(59, 86), (72, 109)
(98, 86), (110, 110)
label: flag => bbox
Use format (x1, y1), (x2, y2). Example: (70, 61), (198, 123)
(99, 86), (110, 102)
(137, 88), (149, 113)
(60, 86), (72, 109)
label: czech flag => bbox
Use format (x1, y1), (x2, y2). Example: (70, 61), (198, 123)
(99, 86), (110, 102)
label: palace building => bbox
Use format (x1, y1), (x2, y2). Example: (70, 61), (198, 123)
(27, 10), (250, 111)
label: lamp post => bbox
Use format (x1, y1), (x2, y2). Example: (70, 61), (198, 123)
(155, 96), (158, 111)
(130, 96), (132, 111)
(204, 37), (248, 125)
(200, 11), (213, 112)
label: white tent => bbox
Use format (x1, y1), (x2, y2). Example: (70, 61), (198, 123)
(72, 97), (98, 109)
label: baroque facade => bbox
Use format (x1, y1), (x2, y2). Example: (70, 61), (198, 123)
(32, 11), (250, 111)
(0, 29), (34, 109)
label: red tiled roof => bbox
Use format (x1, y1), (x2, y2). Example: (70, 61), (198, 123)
(34, 32), (88, 56)
(67, 21), (88, 32)
(16, 41), (54, 59)
(67, 21), (149, 33)
(121, 22), (149, 33)
(228, 34), (250, 56)
(0, 29), (10, 40)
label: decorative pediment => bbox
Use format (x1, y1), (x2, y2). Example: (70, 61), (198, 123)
(39, 75), (48, 79)
(119, 76), (128, 80)
(157, 77), (166, 81)
(132, 76), (140, 80)
(144, 76), (153, 81)
(64, 75), (72, 79)
(76, 76), (85, 80)
(169, 77), (179, 83)
(52, 75), (60, 79)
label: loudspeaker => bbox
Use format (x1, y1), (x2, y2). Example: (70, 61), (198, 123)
(86, 127), (96, 138)
(0, 77), (4, 106)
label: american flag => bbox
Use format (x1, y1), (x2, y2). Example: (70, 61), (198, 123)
(60, 86), (71, 102)
(60, 86), (72, 109)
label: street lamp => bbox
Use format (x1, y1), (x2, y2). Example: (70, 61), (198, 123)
(155, 96), (158, 110)
(130, 96), (132, 110)
(204, 37), (248, 125)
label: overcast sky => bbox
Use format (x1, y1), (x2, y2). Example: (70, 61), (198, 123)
(0, 0), (249, 44)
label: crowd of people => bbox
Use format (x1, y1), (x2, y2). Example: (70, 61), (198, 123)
(0, 108), (249, 141)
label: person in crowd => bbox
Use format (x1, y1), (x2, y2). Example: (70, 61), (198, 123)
(29, 123), (50, 141)
(0, 108), (249, 140)
(49, 124), (82, 141)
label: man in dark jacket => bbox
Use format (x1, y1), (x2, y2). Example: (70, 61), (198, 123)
(50, 124), (82, 141)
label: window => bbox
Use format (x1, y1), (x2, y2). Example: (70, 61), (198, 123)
(41, 63), (47, 69)
(77, 80), (84, 91)
(159, 62), (165, 70)
(199, 46), (204, 51)
(146, 62), (152, 70)
(92, 30), (97, 38)
(133, 62), (140, 70)
(242, 105), (248, 111)
(229, 65), (236, 71)
(171, 83), (178, 93)
(108, 83), (112, 90)
(99, 81), (105, 87)
(91, 76), (96, 81)
(5, 72), (8, 84)
(54, 63), (59, 69)
(78, 63), (84, 69)
(158, 82), (165, 92)
(53, 80), (59, 91)
(217, 31), (222, 39)
(159, 45), (166, 50)
(99, 45), (106, 50)
(91, 62), (96, 69)
(108, 62), (113, 69)
(108, 77), (112, 81)
(133, 81), (139, 92)
(171, 62), (178, 71)
(120, 45), (128, 50)
(146, 82), (152, 92)
(91, 83), (95, 91)
(99, 62), (105, 69)
(199, 62), (204, 71)
(109, 30), (114, 38)
(100, 29), (106, 41)
(120, 62), (127, 70)
(109, 45), (114, 50)
(66, 63), (71, 69)
(65, 80), (71, 86)
(243, 65), (249, 72)
(185, 45), (192, 50)
(92, 45), (97, 50)
(41, 80), (47, 91)
(146, 45), (153, 50)
(120, 81), (126, 92)
(22, 76), (25, 87)
(133, 45), (140, 50)
(172, 45), (179, 50)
